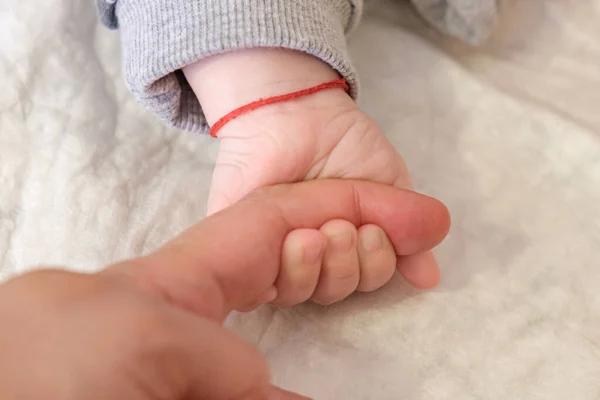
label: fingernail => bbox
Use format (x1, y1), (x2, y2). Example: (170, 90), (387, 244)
(360, 228), (383, 253)
(303, 242), (325, 264)
(330, 231), (354, 252)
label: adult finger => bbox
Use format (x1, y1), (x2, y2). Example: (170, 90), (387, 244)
(144, 300), (307, 400)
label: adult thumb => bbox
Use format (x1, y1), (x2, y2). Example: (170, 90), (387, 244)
(121, 180), (450, 321)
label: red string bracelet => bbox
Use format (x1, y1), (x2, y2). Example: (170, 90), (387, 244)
(209, 78), (349, 138)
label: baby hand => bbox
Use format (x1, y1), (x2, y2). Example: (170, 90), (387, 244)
(184, 49), (446, 306)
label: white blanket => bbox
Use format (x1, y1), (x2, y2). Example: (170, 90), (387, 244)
(1, 0), (600, 398)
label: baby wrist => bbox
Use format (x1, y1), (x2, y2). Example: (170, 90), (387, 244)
(183, 48), (342, 126)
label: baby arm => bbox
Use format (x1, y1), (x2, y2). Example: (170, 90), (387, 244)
(98, 0), (445, 304)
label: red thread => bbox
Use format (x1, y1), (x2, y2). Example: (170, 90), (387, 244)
(209, 78), (349, 138)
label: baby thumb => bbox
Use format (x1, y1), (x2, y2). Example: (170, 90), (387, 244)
(206, 157), (258, 215)
(207, 142), (300, 215)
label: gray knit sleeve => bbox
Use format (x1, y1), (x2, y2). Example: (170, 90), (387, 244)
(96, 0), (363, 133)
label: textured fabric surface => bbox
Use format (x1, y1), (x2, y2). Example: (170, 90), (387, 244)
(96, 0), (362, 133)
(412, 0), (500, 44)
(2, 0), (600, 398)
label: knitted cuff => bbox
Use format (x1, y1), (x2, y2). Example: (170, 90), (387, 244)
(96, 0), (362, 133)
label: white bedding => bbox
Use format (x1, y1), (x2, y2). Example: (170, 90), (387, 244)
(1, 0), (600, 398)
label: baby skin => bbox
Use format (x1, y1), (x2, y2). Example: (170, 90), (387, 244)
(184, 48), (447, 306)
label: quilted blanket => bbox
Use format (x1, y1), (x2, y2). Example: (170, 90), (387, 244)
(1, 0), (599, 398)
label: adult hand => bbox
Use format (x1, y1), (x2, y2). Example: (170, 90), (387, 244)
(0, 180), (449, 399)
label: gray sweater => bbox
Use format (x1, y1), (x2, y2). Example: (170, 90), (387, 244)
(96, 0), (499, 134)
(96, 0), (363, 134)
